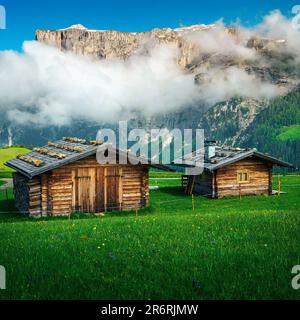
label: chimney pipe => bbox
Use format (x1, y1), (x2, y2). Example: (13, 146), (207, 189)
(204, 140), (217, 159)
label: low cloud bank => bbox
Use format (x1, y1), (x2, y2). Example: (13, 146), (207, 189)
(0, 10), (299, 126)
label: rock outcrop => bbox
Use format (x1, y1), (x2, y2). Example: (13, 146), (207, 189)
(36, 24), (213, 66)
(36, 23), (296, 88)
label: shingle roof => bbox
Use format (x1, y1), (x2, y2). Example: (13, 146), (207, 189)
(5, 138), (172, 178)
(5, 139), (99, 178)
(175, 146), (293, 171)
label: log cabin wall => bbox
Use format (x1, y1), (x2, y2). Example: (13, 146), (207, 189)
(214, 158), (273, 198)
(121, 165), (149, 209)
(28, 177), (42, 216)
(35, 156), (149, 216)
(13, 173), (43, 216)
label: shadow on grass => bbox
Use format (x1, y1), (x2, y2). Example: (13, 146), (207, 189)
(0, 197), (157, 224)
(155, 186), (186, 197)
(0, 198), (21, 221)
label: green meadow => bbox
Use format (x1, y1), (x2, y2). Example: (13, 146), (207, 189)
(0, 146), (30, 176)
(278, 125), (300, 142)
(0, 171), (299, 300)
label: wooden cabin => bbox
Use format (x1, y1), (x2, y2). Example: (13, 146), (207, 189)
(181, 142), (293, 198)
(5, 137), (168, 217)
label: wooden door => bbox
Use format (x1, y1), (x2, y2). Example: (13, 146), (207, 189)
(73, 166), (122, 213)
(73, 168), (96, 213)
(105, 167), (122, 211)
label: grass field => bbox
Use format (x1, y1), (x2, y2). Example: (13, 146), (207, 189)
(0, 173), (299, 300)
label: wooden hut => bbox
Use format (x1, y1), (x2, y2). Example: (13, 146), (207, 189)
(5, 137), (169, 217)
(180, 142), (293, 198)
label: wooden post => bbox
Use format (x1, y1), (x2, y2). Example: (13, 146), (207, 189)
(278, 174), (281, 196)
(239, 184), (242, 200)
(192, 194), (195, 211)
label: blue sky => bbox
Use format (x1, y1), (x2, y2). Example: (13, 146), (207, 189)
(0, 0), (298, 51)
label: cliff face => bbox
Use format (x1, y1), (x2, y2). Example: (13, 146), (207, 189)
(35, 24), (295, 89)
(36, 24), (212, 66)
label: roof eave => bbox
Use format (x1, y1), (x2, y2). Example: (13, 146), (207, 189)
(252, 152), (294, 168)
(178, 150), (294, 172)
(4, 162), (33, 179)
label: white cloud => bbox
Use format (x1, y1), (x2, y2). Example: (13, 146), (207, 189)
(0, 41), (200, 125)
(184, 19), (257, 60)
(0, 10), (299, 127)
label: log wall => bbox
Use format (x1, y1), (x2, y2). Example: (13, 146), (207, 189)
(215, 158), (272, 198)
(14, 156), (150, 216)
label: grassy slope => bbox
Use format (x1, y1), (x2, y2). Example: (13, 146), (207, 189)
(0, 175), (299, 300)
(0, 147), (31, 179)
(0, 147), (30, 172)
(278, 125), (300, 141)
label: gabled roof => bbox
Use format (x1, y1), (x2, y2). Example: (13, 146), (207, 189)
(176, 146), (293, 172)
(5, 138), (171, 179)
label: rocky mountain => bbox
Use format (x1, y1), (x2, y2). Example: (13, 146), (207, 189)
(35, 24), (215, 66)
(1, 23), (300, 166)
(35, 24), (296, 85)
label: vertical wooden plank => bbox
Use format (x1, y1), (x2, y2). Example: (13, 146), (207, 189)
(90, 168), (96, 213)
(48, 173), (52, 215)
(141, 168), (145, 207)
(268, 166), (272, 195)
(77, 168), (81, 212)
(95, 167), (104, 212)
(119, 167), (123, 210)
(41, 174), (48, 216)
(104, 167), (107, 212)
(145, 167), (149, 207)
(72, 169), (76, 211)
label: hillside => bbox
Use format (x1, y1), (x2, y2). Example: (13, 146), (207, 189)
(238, 87), (300, 167)
(0, 147), (30, 172)
(278, 125), (300, 141)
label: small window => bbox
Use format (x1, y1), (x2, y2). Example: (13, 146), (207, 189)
(237, 170), (250, 183)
